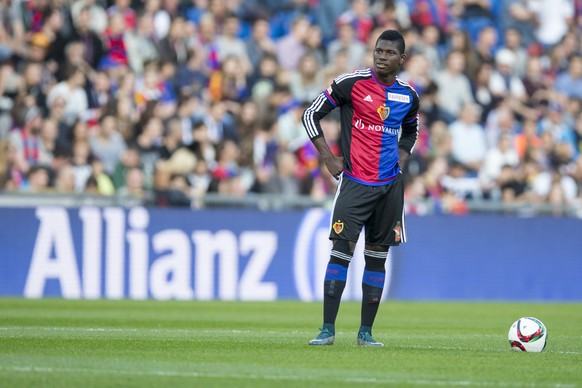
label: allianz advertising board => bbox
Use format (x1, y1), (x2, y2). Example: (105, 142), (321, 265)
(1, 207), (581, 301)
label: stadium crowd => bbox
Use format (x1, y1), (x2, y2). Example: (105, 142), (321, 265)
(0, 0), (581, 214)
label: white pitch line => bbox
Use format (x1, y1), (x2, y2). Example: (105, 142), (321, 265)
(1, 326), (581, 354)
(0, 366), (577, 388)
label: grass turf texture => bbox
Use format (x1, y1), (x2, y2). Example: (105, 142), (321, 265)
(0, 299), (581, 387)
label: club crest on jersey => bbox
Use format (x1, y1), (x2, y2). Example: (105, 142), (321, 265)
(377, 104), (390, 121)
(393, 222), (402, 243)
(333, 220), (344, 234)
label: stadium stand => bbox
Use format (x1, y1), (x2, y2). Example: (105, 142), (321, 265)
(0, 0), (581, 215)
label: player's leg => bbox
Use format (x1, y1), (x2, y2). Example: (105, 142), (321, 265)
(357, 175), (405, 346)
(357, 244), (388, 347)
(308, 239), (356, 345)
(309, 177), (369, 345)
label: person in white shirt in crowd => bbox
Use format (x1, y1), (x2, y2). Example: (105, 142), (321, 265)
(479, 133), (520, 196)
(436, 50), (474, 117)
(46, 65), (89, 127)
(449, 102), (487, 175)
(489, 48), (527, 102)
(527, 0), (574, 48)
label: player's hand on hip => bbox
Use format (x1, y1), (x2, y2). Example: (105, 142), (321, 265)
(324, 156), (344, 180)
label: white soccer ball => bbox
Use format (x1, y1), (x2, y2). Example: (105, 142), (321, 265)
(508, 317), (547, 352)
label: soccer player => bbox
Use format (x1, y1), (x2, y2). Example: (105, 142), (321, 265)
(302, 30), (419, 346)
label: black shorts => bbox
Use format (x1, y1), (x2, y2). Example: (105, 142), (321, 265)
(329, 173), (406, 246)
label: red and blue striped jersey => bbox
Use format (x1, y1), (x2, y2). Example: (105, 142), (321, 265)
(303, 68), (419, 186)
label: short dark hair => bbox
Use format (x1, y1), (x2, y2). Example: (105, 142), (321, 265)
(376, 30), (405, 54)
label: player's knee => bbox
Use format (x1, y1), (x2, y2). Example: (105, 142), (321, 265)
(331, 239), (354, 264)
(363, 247), (388, 271)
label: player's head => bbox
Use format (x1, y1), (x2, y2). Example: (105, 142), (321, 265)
(373, 30), (406, 78)
(375, 30), (405, 55)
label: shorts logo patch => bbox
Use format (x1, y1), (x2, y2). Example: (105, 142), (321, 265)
(393, 222), (402, 243)
(333, 220), (344, 234)
(377, 104), (390, 121)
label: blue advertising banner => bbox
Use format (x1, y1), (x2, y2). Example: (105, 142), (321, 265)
(0, 207), (581, 301)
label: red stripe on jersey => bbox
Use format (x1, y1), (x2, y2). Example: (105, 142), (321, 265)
(348, 78), (389, 183)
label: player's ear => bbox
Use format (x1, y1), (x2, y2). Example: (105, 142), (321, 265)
(400, 54), (407, 64)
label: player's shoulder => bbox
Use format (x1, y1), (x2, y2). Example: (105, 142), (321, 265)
(394, 77), (420, 100)
(333, 68), (372, 86)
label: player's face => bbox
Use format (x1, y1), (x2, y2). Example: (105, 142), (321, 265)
(373, 40), (405, 79)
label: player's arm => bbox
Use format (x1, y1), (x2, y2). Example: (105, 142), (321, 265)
(398, 90), (420, 168)
(302, 84), (344, 179)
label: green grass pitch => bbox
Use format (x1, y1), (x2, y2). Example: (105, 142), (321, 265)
(1, 299), (581, 387)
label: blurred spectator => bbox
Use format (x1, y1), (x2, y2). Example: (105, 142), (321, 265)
(449, 102), (487, 174)
(107, 0), (136, 31)
(53, 161), (75, 193)
(189, 120), (216, 167)
(258, 149), (301, 195)
(484, 103), (519, 149)
(532, 169), (578, 207)
(399, 53), (431, 95)
(24, 165), (51, 193)
(314, 0), (351, 47)
(245, 17), (276, 71)
(454, 0), (495, 44)
(441, 161), (482, 200)
(499, 27), (528, 78)
(65, 5), (106, 69)
(88, 158), (115, 196)
(409, 0), (452, 34)
(499, 0), (536, 48)
(208, 55), (249, 102)
(538, 103), (577, 157)
(102, 12), (129, 67)
(489, 48), (527, 101)
(125, 10), (159, 75)
(134, 115), (163, 189)
(46, 65), (88, 126)
(471, 62), (495, 121)
(515, 118), (543, 162)
(216, 13), (251, 74)
(470, 25), (497, 77)
(436, 50), (474, 117)
(158, 16), (190, 66)
(8, 106), (44, 179)
(337, 0), (374, 44)
(276, 100), (309, 152)
(327, 21), (366, 71)
(554, 54), (582, 101)
(89, 114), (126, 174)
(160, 117), (184, 159)
(70, 140), (93, 192)
(480, 133), (520, 190)
(118, 166), (145, 198)
(276, 15), (309, 71)
(289, 53), (325, 104)
(527, 0), (574, 48)
(71, 0), (108, 36)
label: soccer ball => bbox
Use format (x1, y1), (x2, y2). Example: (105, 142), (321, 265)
(508, 317), (547, 352)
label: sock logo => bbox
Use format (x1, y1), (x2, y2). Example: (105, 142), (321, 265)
(332, 220), (344, 234)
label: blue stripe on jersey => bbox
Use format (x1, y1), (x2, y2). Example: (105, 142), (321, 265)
(377, 82), (415, 181)
(324, 263), (348, 282)
(362, 270), (385, 288)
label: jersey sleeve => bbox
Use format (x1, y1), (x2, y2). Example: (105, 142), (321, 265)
(302, 80), (348, 141)
(399, 88), (420, 155)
